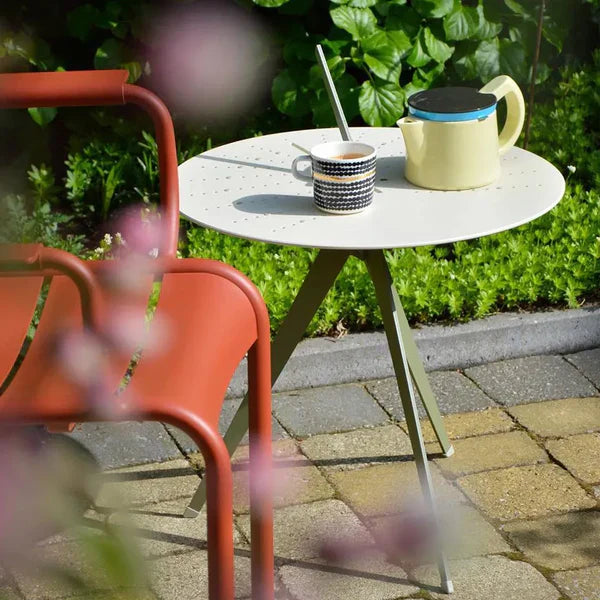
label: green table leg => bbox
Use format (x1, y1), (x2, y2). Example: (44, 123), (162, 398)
(184, 249), (350, 518)
(392, 285), (453, 457)
(364, 249), (453, 594)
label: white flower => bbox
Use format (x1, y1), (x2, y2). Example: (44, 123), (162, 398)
(148, 247), (159, 258)
(567, 165), (577, 174)
(103, 233), (113, 245)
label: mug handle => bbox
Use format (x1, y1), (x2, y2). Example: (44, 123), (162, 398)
(479, 75), (525, 155)
(291, 155), (312, 181)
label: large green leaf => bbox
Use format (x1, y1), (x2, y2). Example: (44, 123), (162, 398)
(67, 4), (102, 41)
(94, 39), (140, 82)
(542, 15), (566, 51)
(359, 79), (405, 126)
(499, 38), (527, 81)
(252, 0), (291, 6)
(94, 38), (123, 68)
(418, 61), (445, 83)
(309, 56), (346, 89)
(28, 107), (57, 127)
(504, 0), (536, 21)
(386, 5), (422, 39)
(475, 4), (503, 40)
(452, 41), (480, 80)
(473, 38), (500, 81)
(330, 0), (378, 6)
(444, 4), (479, 41)
(412, 0), (454, 19)
(311, 73), (359, 127)
(330, 6), (378, 40)
(278, 0), (315, 14)
(374, 0), (407, 16)
(406, 31), (431, 68)
(423, 26), (454, 63)
(362, 30), (411, 81)
(272, 70), (311, 117)
(283, 34), (324, 64)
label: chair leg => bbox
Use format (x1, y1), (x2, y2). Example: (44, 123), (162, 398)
(183, 415), (235, 600)
(248, 340), (274, 600)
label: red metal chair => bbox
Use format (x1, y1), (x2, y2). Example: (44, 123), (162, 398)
(0, 70), (273, 600)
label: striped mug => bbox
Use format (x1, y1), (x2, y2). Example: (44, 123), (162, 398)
(291, 141), (377, 214)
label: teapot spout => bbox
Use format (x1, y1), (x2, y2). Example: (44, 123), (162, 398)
(397, 116), (424, 160)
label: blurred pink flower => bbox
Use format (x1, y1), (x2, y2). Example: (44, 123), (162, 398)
(149, 2), (273, 120)
(319, 505), (437, 568)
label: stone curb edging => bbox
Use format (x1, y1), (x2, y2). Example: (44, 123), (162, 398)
(226, 305), (600, 398)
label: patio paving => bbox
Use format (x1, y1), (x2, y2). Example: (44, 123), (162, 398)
(4, 349), (600, 599)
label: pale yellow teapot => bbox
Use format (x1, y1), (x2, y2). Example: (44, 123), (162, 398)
(397, 75), (525, 190)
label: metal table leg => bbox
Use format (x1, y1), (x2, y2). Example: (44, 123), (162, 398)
(392, 285), (453, 457)
(364, 249), (453, 593)
(184, 249), (349, 517)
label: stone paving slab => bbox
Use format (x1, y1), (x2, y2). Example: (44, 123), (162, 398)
(552, 565), (600, 600)
(457, 464), (596, 521)
(299, 425), (413, 471)
(69, 423), (183, 470)
(566, 348), (600, 389)
(236, 499), (373, 560)
(104, 500), (245, 558)
(504, 511), (600, 570)
(231, 441), (334, 513)
(11, 539), (146, 599)
(508, 397), (600, 438)
(328, 462), (466, 518)
(95, 459), (200, 509)
(432, 430), (548, 478)
(365, 371), (496, 420)
(464, 356), (598, 406)
(546, 433), (600, 484)
(413, 555), (560, 600)
(149, 550), (252, 600)
(369, 504), (510, 560)
(415, 407), (514, 444)
(0, 569), (22, 600)
(165, 398), (288, 453)
(65, 590), (157, 599)
(278, 553), (418, 600)
(273, 384), (389, 438)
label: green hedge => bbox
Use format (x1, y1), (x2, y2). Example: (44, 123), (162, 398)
(186, 183), (600, 335)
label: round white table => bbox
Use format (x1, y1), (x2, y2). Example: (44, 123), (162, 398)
(179, 127), (565, 593)
(180, 127), (564, 249)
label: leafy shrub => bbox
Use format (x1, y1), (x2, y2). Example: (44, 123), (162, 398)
(256, 0), (587, 127)
(527, 50), (600, 188)
(0, 164), (86, 254)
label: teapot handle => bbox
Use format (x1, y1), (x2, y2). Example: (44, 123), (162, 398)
(479, 75), (525, 155)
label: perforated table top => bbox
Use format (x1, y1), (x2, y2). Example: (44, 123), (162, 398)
(178, 127), (565, 250)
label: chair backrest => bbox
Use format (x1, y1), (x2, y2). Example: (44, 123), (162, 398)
(0, 69), (180, 396)
(0, 70), (180, 257)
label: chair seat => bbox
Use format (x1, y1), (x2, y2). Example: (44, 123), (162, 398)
(0, 269), (257, 430)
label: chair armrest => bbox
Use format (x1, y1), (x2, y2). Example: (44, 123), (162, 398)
(0, 70), (128, 108)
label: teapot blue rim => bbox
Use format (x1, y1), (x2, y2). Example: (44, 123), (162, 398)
(408, 104), (496, 122)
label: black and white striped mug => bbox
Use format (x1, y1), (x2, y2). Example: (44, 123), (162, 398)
(291, 141), (377, 214)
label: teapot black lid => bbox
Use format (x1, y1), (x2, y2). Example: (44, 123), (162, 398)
(408, 86), (497, 114)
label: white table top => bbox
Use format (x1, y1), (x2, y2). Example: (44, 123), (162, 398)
(179, 127), (565, 250)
